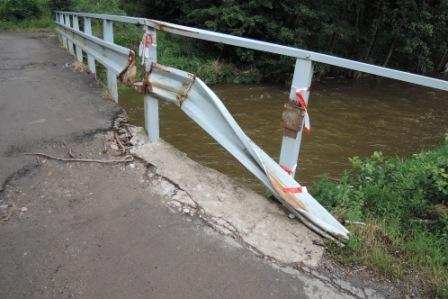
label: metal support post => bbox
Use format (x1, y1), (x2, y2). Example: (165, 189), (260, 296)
(55, 13), (62, 45)
(145, 94), (160, 143)
(279, 58), (313, 178)
(83, 17), (96, 76)
(143, 27), (159, 143)
(72, 16), (83, 63)
(65, 15), (75, 55)
(102, 20), (118, 102)
(60, 14), (68, 48)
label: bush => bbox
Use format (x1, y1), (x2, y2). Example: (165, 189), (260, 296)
(69, 0), (124, 14)
(0, 0), (42, 21)
(312, 135), (448, 296)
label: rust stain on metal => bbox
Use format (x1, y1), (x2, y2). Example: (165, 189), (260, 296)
(118, 51), (154, 94)
(151, 20), (200, 36)
(151, 62), (174, 74)
(118, 50), (137, 85)
(176, 73), (196, 106)
(134, 63), (153, 94)
(267, 171), (307, 212)
(282, 101), (305, 138)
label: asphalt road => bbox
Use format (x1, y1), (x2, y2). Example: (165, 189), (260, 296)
(0, 32), (349, 299)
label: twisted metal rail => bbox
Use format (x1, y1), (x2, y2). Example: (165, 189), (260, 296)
(146, 63), (349, 240)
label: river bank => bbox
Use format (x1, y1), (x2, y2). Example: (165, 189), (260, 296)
(117, 78), (448, 297)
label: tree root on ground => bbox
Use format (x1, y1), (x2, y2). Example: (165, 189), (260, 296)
(23, 152), (134, 164)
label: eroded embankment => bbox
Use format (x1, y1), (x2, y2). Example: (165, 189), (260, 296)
(131, 139), (395, 298)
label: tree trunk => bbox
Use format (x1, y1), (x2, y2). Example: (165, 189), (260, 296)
(364, 25), (379, 62)
(383, 36), (397, 67)
(438, 48), (448, 72)
(329, 32), (337, 53)
(354, 24), (379, 79)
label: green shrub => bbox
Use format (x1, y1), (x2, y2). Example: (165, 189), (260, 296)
(312, 135), (448, 295)
(0, 0), (42, 21)
(69, 0), (124, 14)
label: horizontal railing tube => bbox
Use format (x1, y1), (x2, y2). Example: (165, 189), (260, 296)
(54, 11), (448, 91)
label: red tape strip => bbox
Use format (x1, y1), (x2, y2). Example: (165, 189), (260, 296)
(283, 186), (302, 193)
(295, 90), (307, 109)
(281, 165), (295, 175)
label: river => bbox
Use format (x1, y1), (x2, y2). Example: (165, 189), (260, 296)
(119, 78), (448, 193)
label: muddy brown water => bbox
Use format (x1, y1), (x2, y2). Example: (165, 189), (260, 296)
(119, 78), (448, 194)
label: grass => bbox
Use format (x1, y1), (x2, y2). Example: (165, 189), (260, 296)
(0, 14), (54, 31)
(312, 136), (448, 297)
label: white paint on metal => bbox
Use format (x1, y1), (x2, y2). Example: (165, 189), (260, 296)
(55, 24), (130, 74)
(146, 63), (349, 240)
(55, 13), (62, 45)
(72, 16), (83, 63)
(279, 59), (313, 178)
(142, 27), (159, 143)
(102, 19), (118, 103)
(62, 14), (68, 48)
(83, 17), (96, 75)
(63, 14), (74, 55)
(144, 95), (160, 143)
(56, 21), (129, 57)
(55, 11), (448, 91)
(52, 11), (448, 240)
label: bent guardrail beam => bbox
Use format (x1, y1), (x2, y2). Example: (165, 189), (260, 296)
(53, 11), (447, 241)
(146, 63), (349, 240)
(55, 11), (448, 182)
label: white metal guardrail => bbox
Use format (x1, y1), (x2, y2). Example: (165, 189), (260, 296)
(54, 11), (448, 180)
(54, 11), (447, 240)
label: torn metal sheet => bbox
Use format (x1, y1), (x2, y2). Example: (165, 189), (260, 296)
(142, 63), (349, 241)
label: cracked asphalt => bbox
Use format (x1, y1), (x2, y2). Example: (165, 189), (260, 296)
(0, 32), (351, 298)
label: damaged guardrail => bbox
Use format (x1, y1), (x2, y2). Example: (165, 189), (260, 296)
(54, 11), (448, 241)
(145, 63), (349, 240)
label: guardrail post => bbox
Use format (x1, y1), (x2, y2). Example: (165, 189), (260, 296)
(60, 14), (68, 48)
(55, 13), (62, 45)
(143, 27), (159, 143)
(83, 17), (96, 76)
(102, 20), (118, 102)
(64, 14), (75, 56)
(279, 58), (313, 178)
(72, 16), (83, 63)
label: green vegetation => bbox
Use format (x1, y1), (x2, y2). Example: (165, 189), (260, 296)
(128, 0), (448, 82)
(0, 0), (54, 31)
(105, 19), (261, 84)
(5, 0), (447, 82)
(312, 136), (448, 297)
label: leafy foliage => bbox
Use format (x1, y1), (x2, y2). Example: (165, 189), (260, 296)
(132, 0), (448, 82)
(0, 0), (43, 21)
(312, 136), (448, 296)
(68, 0), (124, 14)
(6, 0), (448, 82)
(0, 0), (54, 31)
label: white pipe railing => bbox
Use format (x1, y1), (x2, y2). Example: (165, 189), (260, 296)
(54, 11), (448, 180)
